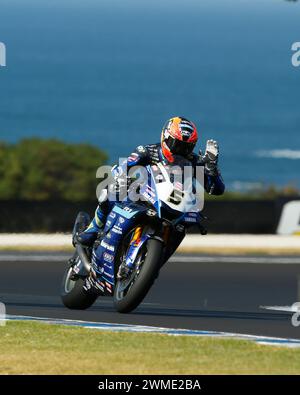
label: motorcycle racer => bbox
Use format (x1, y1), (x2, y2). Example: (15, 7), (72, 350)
(76, 116), (225, 248)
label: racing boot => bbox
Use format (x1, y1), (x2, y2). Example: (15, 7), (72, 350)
(75, 206), (107, 247)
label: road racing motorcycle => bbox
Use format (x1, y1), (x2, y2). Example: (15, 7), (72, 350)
(61, 156), (206, 313)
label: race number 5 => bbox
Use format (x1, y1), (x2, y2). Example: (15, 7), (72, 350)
(168, 189), (184, 206)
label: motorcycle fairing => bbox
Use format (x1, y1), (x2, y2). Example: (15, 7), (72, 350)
(92, 202), (149, 291)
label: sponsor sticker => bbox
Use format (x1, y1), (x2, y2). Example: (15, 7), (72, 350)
(147, 209), (156, 216)
(137, 145), (146, 153)
(184, 217), (197, 223)
(142, 191), (155, 205)
(112, 226), (123, 235)
(103, 271), (114, 279)
(100, 240), (115, 252)
(103, 252), (114, 263)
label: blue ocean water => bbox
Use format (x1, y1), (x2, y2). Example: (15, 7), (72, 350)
(0, 0), (299, 190)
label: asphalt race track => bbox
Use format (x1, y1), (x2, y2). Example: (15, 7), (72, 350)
(1, 251), (300, 339)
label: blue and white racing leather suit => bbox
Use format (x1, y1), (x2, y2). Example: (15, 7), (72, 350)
(79, 143), (225, 246)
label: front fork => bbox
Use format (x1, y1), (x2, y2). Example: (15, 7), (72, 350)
(122, 223), (178, 272)
(123, 226), (149, 271)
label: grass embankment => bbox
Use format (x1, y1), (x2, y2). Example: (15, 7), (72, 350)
(0, 321), (300, 374)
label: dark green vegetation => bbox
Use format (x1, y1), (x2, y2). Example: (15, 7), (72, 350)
(0, 138), (298, 203)
(0, 139), (107, 201)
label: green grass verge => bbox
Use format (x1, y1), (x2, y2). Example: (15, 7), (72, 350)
(0, 321), (300, 374)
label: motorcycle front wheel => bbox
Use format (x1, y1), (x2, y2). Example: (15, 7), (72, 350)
(113, 238), (163, 313)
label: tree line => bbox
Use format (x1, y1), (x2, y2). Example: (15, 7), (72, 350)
(0, 138), (107, 201)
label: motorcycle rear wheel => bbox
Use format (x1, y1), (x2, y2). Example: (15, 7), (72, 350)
(61, 264), (97, 310)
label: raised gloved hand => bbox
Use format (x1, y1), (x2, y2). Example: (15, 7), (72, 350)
(199, 140), (219, 176)
(108, 165), (128, 197)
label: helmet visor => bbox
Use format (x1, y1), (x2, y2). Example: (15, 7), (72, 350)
(165, 136), (195, 157)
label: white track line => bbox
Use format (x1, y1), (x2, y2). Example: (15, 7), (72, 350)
(0, 254), (300, 264)
(169, 256), (300, 264)
(261, 305), (300, 313)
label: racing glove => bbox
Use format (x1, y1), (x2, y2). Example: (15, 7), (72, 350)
(199, 140), (220, 176)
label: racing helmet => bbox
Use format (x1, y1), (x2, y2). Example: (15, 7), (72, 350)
(161, 116), (198, 162)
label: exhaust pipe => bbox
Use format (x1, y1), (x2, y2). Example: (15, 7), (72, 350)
(76, 243), (92, 273)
